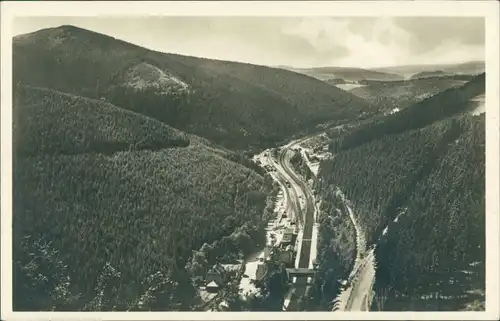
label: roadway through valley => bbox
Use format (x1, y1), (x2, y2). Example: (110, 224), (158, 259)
(333, 189), (377, 311)
(265, 137), (317, 310)
(263, 135), (376, 312)
(278, 147), (315, 270)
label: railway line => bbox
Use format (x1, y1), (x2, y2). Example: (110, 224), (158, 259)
(261, 137), (317, 310)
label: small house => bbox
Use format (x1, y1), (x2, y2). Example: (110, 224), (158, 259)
(206, 280), (220, 293)
(279, 249), (294, 266)
(206, 264), (226, 286)
(281, 233), (293, 246)
(310, 155), (320, 163)
(281, 228), (295, 246)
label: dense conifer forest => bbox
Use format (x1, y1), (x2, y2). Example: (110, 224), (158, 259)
(311, 74), (485, 310)
(328, 73), (485, 153)
(374, 115), (485, 310)
(305, 192), (357, 310)
(349, 75), (474, 113)
(13, 86), (274, 310)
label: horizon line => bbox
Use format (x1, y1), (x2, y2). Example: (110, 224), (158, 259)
(14, 24), (485, 71)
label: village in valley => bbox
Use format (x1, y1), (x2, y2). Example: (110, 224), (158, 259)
(196, 180), (300, 311)
(195, 141), (334, 311)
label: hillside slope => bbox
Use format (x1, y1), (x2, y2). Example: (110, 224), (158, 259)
(375, 116), (485, 311)
(13, 86), (273, 311)
(14, 85), (190, 156)
(313, 114), (484, 311)
(309, 77), (485, 310)
(13, 25), (370, 150)
(328, 73), (485, 152)
(346, 75), (473, 113)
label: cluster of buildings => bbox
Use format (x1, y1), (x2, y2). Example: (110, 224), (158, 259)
(203, 234), (298, 294)
(274, 227), (297, 268)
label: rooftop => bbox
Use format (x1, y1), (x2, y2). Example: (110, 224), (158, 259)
(281, 234), (293, 243)
(206, 281), (219, 288)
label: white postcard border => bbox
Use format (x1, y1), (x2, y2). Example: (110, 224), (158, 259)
(1, 1), (499, 320)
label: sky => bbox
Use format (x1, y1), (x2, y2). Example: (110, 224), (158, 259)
(13, 16), (485, 68)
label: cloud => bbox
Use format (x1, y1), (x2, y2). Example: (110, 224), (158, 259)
(279, 17), (484, 68)
(13, 16), (485, 68)
(280, 17), (413, 67)
(415, 40), (485, 66)
(393, 17), (485, 53)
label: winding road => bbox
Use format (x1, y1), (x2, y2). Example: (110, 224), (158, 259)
(333, 191), (376, 311)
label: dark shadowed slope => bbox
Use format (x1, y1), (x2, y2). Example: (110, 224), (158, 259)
(13, 85), (273, 311)
(308, 73), (485, 311)
(315, 114), (485, 311)
(13, 25), (370, 150)
(14, 85), (190, 156)
(314, 114), (485, 311)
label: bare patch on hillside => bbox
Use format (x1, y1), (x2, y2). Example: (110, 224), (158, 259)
(335, 84), (367, 91)
(470, 93), (485, 116)
(123, 62), (189, 94)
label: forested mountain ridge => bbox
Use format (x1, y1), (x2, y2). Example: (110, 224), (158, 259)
(346, 75), (472, 113)
(375, 115), (485, 311)
(13, 84), (264, 173)
(328, 73), (485, 152)
(13, 85), (274, 310)
(409, 70), (449, 79)
(311, 73), (486, 310)
(13, 25), (370, 151)
(371, 61), (485, 79)
(14, 85), (190, 156)
(279, 66), (404, 82)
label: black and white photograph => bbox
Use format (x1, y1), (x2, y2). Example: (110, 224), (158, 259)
(1, 1), (499, 320)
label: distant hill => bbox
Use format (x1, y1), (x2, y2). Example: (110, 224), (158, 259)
(325, 78), (347, 85)
(13, 85), (274, 310)
(328, 73), (485, 152)
(346, 75), (473, 113)
(13, 25), (369, 151)
(409, 70), (449, 79)
(371, 61), (485, 79)
(278, 66), (404, 82)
